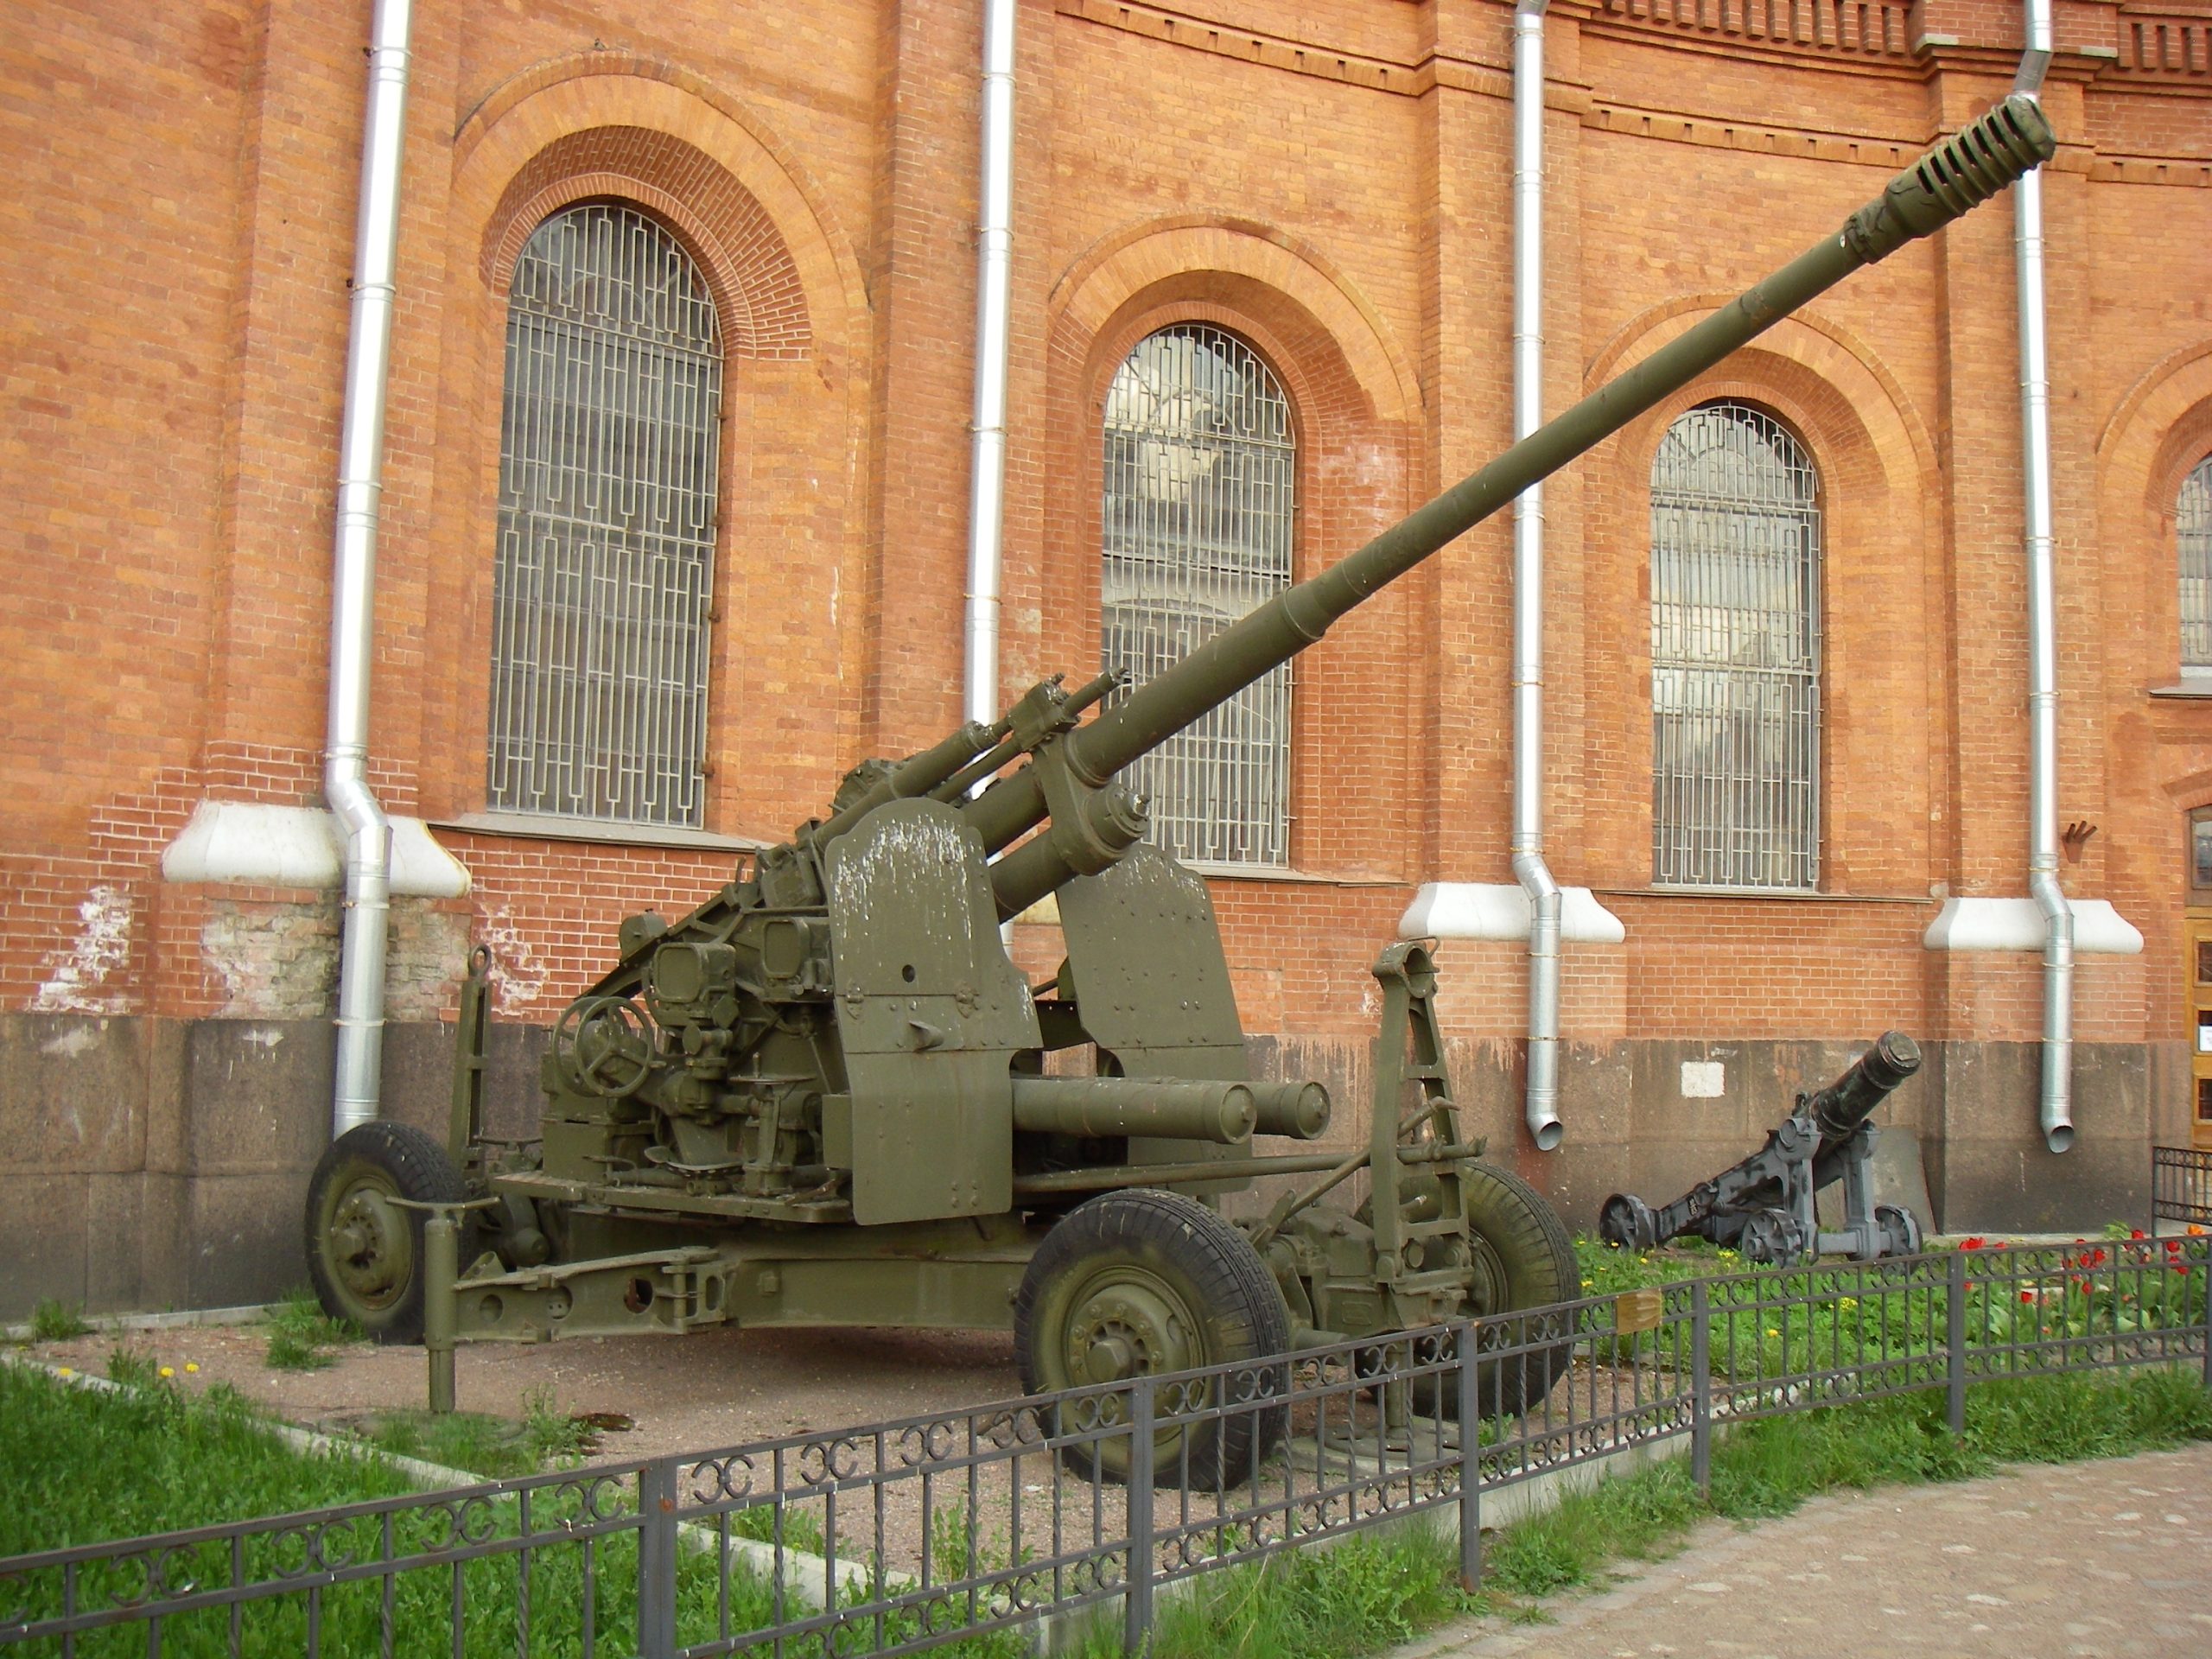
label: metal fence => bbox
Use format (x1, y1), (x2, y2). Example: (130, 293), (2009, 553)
(7, 1239), (2208, 1657)
(2154, 1144), (2212, 1227)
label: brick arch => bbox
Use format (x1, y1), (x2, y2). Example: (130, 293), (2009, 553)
(1586, 301), (1937, 497)
(1033, 225), (1423, 880)
(416, 65), (875, 849)
(447, 64), (864, 366)
(479, 129), (809, 359)
(1048, 218), (1415, 425)
(2094, 340), (2212, 692)
(1574, 312), (1942, 899)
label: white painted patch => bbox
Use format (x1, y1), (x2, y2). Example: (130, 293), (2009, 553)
(1680, 1060), (1726, 1099)
(1921, 895), (2142, 954)
(1397, 881), (1626, 944)
(239, 1026), (286, 1049)
(31, 887), (134, 1014)
(482, 906), (550, 1013)
(160, 800), (471, 897)
(40, 1022), (106, 1058)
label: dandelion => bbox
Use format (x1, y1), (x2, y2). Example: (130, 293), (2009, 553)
(184, 1362), (199, 1374)
(1765, 1327), (1780, 1338)
(1581, 1279), (1592, 1288)
(56, 1367), (73, 1379)
(158, 1366), (175, 1379)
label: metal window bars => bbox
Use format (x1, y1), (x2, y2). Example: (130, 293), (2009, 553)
(1101, 325), (1295, 868)
(488, 205), (723, 829)
(1649, 401), (1823, 890)
(2180, 455), (2212, 671)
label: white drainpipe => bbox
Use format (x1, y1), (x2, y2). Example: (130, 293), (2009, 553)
(963, 0), (1016, 729)
(2013, 5), (2073, 1154)
(1511, 0), (1563, 1152)
(326, 0), (415, 1138)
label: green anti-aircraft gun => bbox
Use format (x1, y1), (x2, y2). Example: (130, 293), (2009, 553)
(305, 99), (2054, 1479)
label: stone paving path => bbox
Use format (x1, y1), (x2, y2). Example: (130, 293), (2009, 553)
(1399, 1442), (2212, 1659)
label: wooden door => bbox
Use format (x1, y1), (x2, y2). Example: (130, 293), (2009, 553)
(2189, 914), (2212, 1150)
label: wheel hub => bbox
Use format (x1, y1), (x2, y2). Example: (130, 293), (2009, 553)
(1065, 1281), (1191, 1384)
(331, 1188), (404, 1301)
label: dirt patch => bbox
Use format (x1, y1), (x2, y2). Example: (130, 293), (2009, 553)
(25, 1321), (1024, 1466)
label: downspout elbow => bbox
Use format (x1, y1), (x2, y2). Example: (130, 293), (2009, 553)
(326, 759), (392, 1138)
(1514, 849), (1564, 1152)
(2031, 868), (2075, 1154)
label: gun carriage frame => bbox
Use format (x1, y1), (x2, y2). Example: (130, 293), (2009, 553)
(304, 99), (2055, 1478)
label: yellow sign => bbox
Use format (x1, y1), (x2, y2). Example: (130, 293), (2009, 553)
(1615, 1287), (1664, 1336)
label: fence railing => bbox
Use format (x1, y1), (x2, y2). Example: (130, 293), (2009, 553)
(2153, 1144), (2212, 1228)
(5, 1238), (2208, 1657)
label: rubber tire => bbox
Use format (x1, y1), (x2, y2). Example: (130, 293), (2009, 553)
(304, 1121), (466, 1345)
(1456, 1162), (1579, 1421)
(1015, 1189), (1291, 1486)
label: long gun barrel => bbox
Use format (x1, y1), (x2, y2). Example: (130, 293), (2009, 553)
(969, 95), (2055, 918)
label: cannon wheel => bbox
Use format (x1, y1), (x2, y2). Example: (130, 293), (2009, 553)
(1457, 1163), (1580, 1420)
(1015, 1189), (1289, 1485)
(304, 1122), (466, 1345)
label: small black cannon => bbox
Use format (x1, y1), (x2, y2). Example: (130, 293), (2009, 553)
(1599, 1033), (1925, 1266)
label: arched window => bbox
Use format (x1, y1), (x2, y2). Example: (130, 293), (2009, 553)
(1649, 402), (1822, 890)
(2182, 454), (2212, 674)
(1100, 326), (1294, 867)
(488, 204), (722, 827)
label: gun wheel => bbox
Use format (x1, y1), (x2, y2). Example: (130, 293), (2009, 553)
(304, 1122), (466, 1345)
(1598, 1192), (1658, 1252)
(1739, 1206), (1811, 1266)
(1015, 1190), (1289, 1486)
(1457, 1162), (1579, 1420)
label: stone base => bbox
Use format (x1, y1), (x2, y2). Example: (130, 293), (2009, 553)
(0, 1012), (2168, 1320)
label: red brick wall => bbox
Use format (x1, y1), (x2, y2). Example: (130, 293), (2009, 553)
(3, 0), (2209, 1073)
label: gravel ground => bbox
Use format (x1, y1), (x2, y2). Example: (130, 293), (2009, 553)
(24, 1320), (1025, 1466)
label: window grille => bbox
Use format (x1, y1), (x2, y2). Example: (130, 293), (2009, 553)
(2182, 454), (2212, 672)
(1101, 326), (1295, 866)
(1649, 402), (1822, 890)
(488, 204), (722, 827)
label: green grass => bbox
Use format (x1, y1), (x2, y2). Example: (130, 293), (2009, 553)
(1574, 1231), (2206, 1383)
(357, 1407), (539, 1477)
(28, 1298), (91, 1341)
(2, 1362), (418, 1561)
(353, 1386), (604, 1478)
(0, 1364), (1039, 1658)
(262, 1288), (362, 1372)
